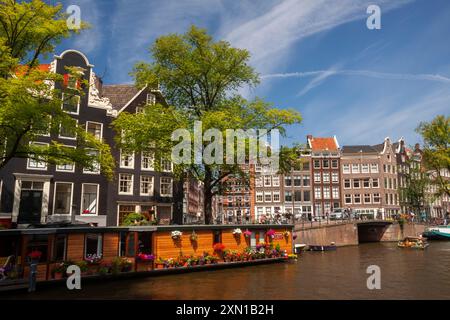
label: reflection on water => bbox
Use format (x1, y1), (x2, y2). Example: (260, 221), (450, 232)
(5, 242), (450, 300)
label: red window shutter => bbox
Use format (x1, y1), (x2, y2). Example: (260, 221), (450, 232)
(63, 74), (69, 87)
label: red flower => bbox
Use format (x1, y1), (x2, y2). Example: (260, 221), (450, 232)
(213, 243), (225, 252)
(28, 250), (42, 260)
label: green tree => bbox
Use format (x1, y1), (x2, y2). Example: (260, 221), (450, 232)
(0, 0), (114, 178)
(113, 26), (302, 224)
(417, 115), (450, 198)
(399, 158), (431, 216)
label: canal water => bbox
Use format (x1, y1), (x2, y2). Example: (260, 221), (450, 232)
(5, 242), (450, 300)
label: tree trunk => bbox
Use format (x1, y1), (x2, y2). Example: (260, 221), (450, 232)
(203, 167), (213, 225)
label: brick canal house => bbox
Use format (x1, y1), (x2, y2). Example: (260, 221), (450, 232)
(308, 135), (342, 219)
(0, 49), (183, 228)
(341, 137), (401, 219)
(253, 147), (312, 222)
(397, 140), (450, 218)
(218, 163), (255, 224)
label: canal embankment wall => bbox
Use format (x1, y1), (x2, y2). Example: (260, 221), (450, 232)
(294, 222), (427, 246)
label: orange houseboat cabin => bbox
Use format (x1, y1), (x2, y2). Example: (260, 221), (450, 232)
(0, 225), (293, 282)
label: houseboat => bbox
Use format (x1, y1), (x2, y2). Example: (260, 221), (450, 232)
(422, 226), (450, 240)
(0, 224), (293, 289)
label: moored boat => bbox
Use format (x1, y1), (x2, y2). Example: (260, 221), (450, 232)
(422, 226), (450, 240)
(307, 243), (337, 252)
(397, 236), (429, 249)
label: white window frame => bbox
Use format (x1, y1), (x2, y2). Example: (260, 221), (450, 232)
(86, 121), (103, 141)
(27, 142), (48, 170)
(344, 179), (351, 189)
(83, 149), (100, 174)
(56, 145), (76, 173)
(272, 176), (280, 187)
(61, 93), (80, 115)
(343, 164), (350, 174)
(352, 164), (360, 174)
(256, 191), (263, 203)
(332, 172), (339, 183)
(141, 151), (155, 171)
(323, 187), (330, 199)
(273, 191), (280, 202)
(372, 178), (379, 188)
(146, 93), (156, 105)
(161, 159), (173, 172)
(370, 163), (379, 173)
(354, 194), (361, 204)
(264, 176), (271, 187)
(140, 175), (154, 196)
(361, 164), (369, 173)
(58, 118), (78, 140)
(53, 182), (74, 216)
(120, 149), (135, 169)
(323, 173), (330, 183)
(160, 177), (173, 197)
(314, 172), (321, 183)
(364, 193), (371, 204)
(314, 187), (322, 199)
(118, 173), (134, 195)
(332, 186), (339, 199)
(80, 183), (99, 216)
(345, 194), (352, 204)
(264, 192), (272, 203)
(373, 193), (381, 204)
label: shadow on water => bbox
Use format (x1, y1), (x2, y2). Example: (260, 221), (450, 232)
(4, 242), (450, 300)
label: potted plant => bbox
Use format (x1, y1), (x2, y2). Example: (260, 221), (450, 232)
(51, 261), (69, 280)
(155, 257), (166, 269)
(76, 261), (89, 276)
(98, 265), (110, 276)
(171, 230), (183, 240)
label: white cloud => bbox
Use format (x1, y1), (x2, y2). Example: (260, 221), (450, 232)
(223, 0), (413, 74)
(332, 88), (450, 145)
(67, 0), (103, 54)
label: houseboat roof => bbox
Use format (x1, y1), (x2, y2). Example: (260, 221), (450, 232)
(0, 224), (294, 236)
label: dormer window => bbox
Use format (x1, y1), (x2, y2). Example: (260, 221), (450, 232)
(146, 93), (156, 105)
(63, 74), (80, 89)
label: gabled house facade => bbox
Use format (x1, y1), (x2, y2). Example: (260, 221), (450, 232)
(0, 50), (182, 228)
(308, 135), (342, 219)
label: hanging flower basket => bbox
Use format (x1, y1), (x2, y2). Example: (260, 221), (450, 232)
(232, 228), (242, 238)
(266, 229), (276, 239)
(190, 231), (198, 242)
(171, 230), (182, 240)
(243, 230), (252, 238)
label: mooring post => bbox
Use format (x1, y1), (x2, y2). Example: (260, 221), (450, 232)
(28, 261), (37, 292)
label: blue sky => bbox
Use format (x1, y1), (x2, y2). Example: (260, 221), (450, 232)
(53, 0), (450, 147)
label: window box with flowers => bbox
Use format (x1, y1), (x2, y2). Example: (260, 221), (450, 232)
(171, 230), (183, 240)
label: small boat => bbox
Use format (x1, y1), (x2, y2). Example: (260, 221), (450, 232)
(397, 236), (429, 249)
(307, 242), (337, 252)
(294, 244), (307, 254)
(422, 226), (450, 240)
